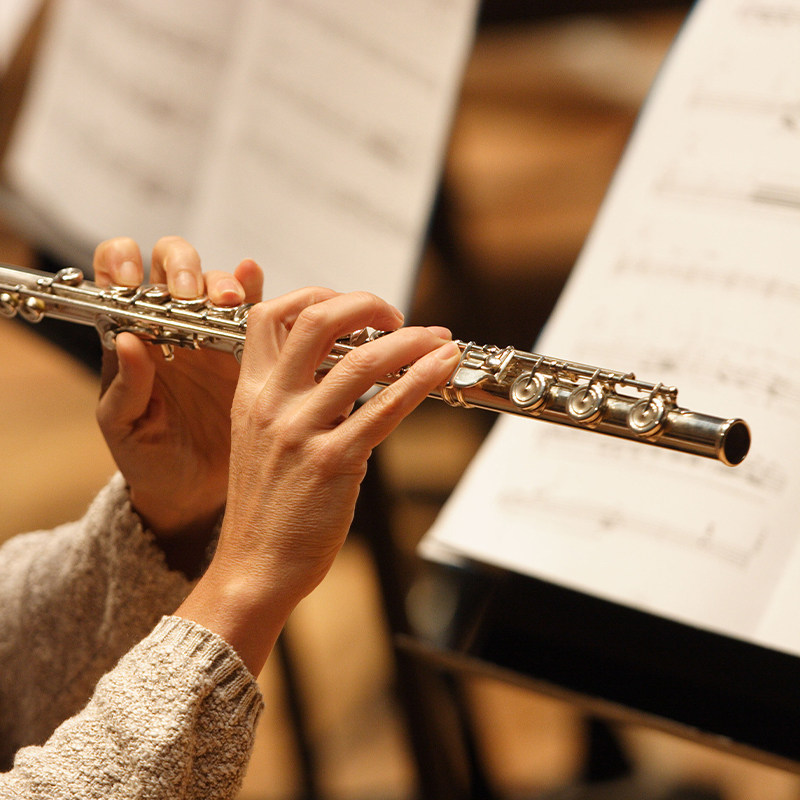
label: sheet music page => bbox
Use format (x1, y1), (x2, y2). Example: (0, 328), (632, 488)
(3, 0), (247, 263)
(186, 0), (477, 305)
(1, 0), (476, 308)
(422, 0), (800, 656)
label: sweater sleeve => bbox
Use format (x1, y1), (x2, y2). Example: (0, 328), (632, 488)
(0, 474), (198, 762)
(0, 615), (264, 800)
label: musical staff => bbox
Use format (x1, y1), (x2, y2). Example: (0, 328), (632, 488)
(498, 486), (767, 570)
(423, 0), (800, 654)
(653, 172), (800, 216)
(613, 255), (800, 305)
(4, 0), (477, 305)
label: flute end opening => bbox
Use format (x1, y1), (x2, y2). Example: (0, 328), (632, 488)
(722, 420), (751, 466)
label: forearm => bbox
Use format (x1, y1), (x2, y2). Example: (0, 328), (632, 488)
(175, 560), (296, 679)
(174, 304), (461, 678)
(1, 616), (263, 800)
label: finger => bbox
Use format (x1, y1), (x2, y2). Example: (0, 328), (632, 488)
(238, 287), (341, 385)
(337, 340), (461, 452)
(176, 259), (264, 307)
(233, 258), (264, 304)
(266, 292), (406, 393)
(93, 237), (144, 288)
(96, 332), (157, 432)
(423, 325), (452, 340)
(204, 270), (247, 307)
(151, 236), (204, 299)
(305, 326), (454, 424)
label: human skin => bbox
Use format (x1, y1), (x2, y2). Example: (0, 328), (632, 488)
(94, 236), (264, 576)
(178, 290), (460, 675)
(93, 236), (460, 673)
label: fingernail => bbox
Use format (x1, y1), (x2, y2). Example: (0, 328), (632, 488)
(390, 305), (405, 322)
(216, 279), (245, 304)
(437, 341), (460, 359)
(116, 260), (140, 286)
(172, 269), (200, 298)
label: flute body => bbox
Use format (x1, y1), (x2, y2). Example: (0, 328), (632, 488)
(0, 262), (751, 466)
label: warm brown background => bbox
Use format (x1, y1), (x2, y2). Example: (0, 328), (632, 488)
(2, 5), (800, 799)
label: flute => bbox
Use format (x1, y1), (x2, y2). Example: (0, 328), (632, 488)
(0, 262), (750, 466)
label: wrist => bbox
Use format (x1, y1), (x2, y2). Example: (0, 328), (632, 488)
(176, 563), (297, 676)
(130, 488), (222, 536)
(129, 488), (224, 579)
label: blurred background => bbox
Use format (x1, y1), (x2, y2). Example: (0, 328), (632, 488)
(2, 2), (800, 799)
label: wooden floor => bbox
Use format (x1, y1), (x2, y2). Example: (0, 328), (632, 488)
(2, 7), (800, 800)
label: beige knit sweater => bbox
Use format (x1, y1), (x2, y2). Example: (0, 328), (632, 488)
(0, 474), (264, 799)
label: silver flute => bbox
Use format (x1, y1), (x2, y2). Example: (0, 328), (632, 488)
(0, 262), (751, 466)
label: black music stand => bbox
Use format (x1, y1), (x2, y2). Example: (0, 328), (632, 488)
(398, 558), (800, 778)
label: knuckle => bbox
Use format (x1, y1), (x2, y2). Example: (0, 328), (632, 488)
(294, 303), (330, 334)
(270, 419), (304, 453)
(97, 236), (138, 258)
(235, 390), (305, 447)
(153, 234), (185, 249)
(301, 285), (333, 298)
(247, 302), (272, 327)
(155, 236), (199, 266)
(307, 435), (337, 468)
(342, 344), (378, 374)
(93, 236), (138, 267)
(244, 303), (281, 344)
(313, 433), (366, 477)
(375, 382), (406, 413)
(350, 290), (381, 311)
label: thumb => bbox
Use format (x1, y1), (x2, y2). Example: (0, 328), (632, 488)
(97, 333), (156, 430)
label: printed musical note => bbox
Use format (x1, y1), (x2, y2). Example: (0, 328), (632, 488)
(423, 0), (800, 655)
(498, 486), (767, 570)
(4, 0), (478, 306)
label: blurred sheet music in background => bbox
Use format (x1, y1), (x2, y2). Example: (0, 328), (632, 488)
(422, 0), (800, 657)
(0, 0), (478, 309)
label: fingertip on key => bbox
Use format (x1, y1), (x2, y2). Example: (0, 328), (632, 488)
(172, 269), (202, 299)
(436, 340), (461, 360)
(116, 260), (141, 286)
(215, 279), (246, 306)
(426, 325), (453, 340)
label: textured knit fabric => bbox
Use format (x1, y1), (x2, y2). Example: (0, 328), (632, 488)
(0, 475), (264, 798)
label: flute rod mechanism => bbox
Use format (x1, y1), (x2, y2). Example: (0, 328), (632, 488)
(0, 262), (750, 466)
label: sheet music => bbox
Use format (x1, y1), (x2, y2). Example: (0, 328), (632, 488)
(2, 0), (476, 308)
(422, 0), (800, 656)
(186, 0), (475, 301)
(3, 0), (242, 258)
